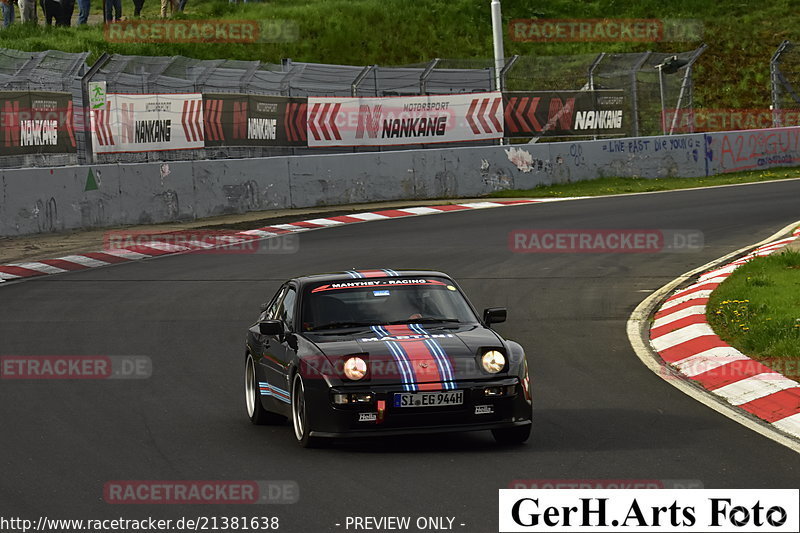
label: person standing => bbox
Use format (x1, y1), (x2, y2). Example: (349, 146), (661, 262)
(1, 0), (15, 28)
(19, 0), (36, 23)
(104, 0), (119, 21)
(131, 0), (142, 16)
(76, 0), (88, 24)
(57, 0), (72, 25)
(40, 0), (59, 24)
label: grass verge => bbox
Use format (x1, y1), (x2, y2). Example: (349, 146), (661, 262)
(707, 245), (800, 381)
(486, 167), (800, 199)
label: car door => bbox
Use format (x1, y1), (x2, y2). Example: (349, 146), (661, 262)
(258, 284), (297, 412)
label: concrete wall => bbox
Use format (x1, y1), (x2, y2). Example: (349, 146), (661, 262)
(2, 127), (799, 236)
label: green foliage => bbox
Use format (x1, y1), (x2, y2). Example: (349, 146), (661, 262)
(487, 168), (800, 198)
(0, 0), (797, 108)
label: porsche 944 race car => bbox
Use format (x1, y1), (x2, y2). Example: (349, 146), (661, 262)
(243, 269), (532, 447)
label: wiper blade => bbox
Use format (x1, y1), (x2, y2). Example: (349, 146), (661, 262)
(310, 321), (377, 331)
(385, 318), (462, 325)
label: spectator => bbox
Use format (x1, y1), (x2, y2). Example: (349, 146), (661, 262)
(131, 0), (142, 16)
(1, 0), (14, 28)
(159, 0), (175, 18)
(40, 0), (60, 25)
(76, 0), (88, 24)
(19, 0), (36, 23)
(57, 0), (72, 25)
(104, 0), (119, 21)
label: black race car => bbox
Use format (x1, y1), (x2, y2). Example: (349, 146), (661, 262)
(244, 269), (532, 447)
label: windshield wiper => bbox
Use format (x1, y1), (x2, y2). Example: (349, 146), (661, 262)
(385, 318), (462, 325)
(309, 321), (377, 331)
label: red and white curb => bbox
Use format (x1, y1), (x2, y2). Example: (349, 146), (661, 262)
(649, 228), (800, 439)
(0, 199), (571, 284)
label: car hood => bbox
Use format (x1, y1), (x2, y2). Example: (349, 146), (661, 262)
(302, 324), (507, 383)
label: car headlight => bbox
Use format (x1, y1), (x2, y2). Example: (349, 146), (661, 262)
(343, 357), (368, 380)
(481, 350), (505, 373)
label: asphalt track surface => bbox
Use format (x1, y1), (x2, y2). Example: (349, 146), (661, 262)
(1, 180), (799, 532)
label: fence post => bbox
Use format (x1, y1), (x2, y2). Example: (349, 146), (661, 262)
(499, 54), (519, 91)
(80, 52), (111, 165)
(630, 51), (651, 137)
(351, 65), (375, 97)
(419, 58), (440, 95)
(668, 44), (706, 135)
(771, 40), (792, 128)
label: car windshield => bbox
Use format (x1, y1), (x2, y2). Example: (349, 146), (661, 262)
(301, 276), (478, 331)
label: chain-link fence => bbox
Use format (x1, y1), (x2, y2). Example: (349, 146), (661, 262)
(500, 45), (706, 138)
(0, 49), (88, 168)
(771, 40), (800, 127)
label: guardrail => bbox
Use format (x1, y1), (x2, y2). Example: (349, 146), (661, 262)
(2, 126), (798, 237)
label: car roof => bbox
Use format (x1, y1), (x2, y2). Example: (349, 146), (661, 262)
(293, 269), (452, 286)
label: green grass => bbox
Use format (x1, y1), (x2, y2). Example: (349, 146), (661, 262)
(707, 248), (800, 378)
(486, 167), (800, 198)
(0, 0), (797, 109)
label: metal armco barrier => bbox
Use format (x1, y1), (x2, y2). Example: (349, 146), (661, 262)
(2, 126), (799, 237)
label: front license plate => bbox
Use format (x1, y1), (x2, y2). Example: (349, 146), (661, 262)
(393, 390), (463, 408)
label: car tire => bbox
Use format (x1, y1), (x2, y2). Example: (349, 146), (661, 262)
(291, 374), (324, 448)
(245, 355), (286, 425)
(491, 424), (531, 445)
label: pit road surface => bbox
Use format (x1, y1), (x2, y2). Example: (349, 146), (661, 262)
(1, 180), (799, 532)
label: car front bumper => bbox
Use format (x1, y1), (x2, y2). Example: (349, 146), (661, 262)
(304, 377), (532, 438)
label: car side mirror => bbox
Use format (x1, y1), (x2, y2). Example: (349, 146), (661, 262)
(483, 307), (507, 326)
(258, 320), (284, 336)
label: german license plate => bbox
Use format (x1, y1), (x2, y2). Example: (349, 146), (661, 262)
(394, 390), (463, 408)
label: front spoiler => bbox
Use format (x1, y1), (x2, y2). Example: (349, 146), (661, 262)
(309, 419), (532, 439)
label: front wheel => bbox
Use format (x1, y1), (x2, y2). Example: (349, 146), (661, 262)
(291, 374), (324, 448)
(245, 355), (286, 425)
(491, 424), (531, 445)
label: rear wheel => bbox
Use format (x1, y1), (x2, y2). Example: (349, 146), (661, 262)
(245, 355), (286, 425)
(491, 424), (531, 445)
(291, 374), (324, 448)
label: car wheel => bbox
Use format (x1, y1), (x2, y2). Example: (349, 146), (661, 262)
(491, 424), (531, 445)
(291, 374), (323, 448)
(245, 355), (286, 425)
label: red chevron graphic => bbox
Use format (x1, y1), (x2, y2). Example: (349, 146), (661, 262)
(467, 96), (503, 135)
(308, 101), (341, 141)
(181, 99), (204, 143)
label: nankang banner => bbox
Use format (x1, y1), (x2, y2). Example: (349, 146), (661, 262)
(90, 93), (204, 154)
(0, 91), (76, 155)
(503, 90), (628, 137)
(306, 92), (504, 147)
(202, 93), (307, 147)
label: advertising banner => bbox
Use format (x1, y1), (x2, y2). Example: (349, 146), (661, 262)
(306, 92), (504, 147)
(0, 91), (76, 155)
(90, 93), (204, 154)
(202, 93), (307, 147)
(503, 90), (628, 137)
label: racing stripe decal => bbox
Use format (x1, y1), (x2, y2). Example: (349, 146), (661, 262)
(411, 323), (457, 390)
(258, 381), (291, 403)
(371, 326), (417, 391)
(383, 324), (455, 391)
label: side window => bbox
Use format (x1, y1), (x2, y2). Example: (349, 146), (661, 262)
(265, 287), (287, 320)
(277, 287), (297, 330)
